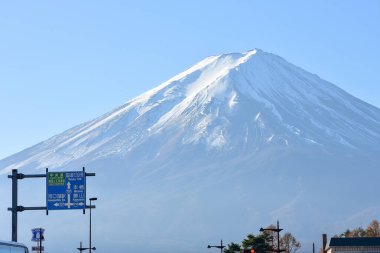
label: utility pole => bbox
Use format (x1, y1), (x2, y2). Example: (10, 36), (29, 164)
(260, 221), (286, 253)
(39, 228), (42, 253)
(207, 240), (226, 253)
(89, 197), (97, 253)
(77, 241), (85, 253)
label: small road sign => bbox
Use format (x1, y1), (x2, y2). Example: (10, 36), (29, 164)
(31, 228), (45, 242)
(32, 246), (44, 251)
(47, 171), (86, 210)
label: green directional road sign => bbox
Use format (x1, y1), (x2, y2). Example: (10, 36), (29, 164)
(48, 172), (65, 186)
(46, 171), (86, 210)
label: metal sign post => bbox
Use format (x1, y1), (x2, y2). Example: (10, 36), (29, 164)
(31, 228), (45, 253)
(7, 167), (95, 242)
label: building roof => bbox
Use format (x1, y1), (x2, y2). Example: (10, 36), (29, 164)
(328, 237), (380, 248)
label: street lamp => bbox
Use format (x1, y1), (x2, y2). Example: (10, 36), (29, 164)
(259, 221), (285, 253)
(89, 197), (97, 253)
(208, 240), (226, 253)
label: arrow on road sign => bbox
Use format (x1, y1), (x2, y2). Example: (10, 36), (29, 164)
(65, 193), (72, 208)
(65, 181), (73, 208)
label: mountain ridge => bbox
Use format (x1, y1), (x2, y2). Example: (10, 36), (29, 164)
(1, 49), (379, 175)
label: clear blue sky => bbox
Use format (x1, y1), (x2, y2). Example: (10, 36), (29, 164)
(0, 0), (379, 159)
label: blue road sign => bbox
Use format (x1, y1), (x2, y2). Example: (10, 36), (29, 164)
(31, 228), (45, 242)
(46, 171), (86, 210)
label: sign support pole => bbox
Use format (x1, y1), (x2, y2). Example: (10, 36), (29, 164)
(11, 169), (18, 242)
(39, 229), (41, 253)
(8, 168), (96, 243)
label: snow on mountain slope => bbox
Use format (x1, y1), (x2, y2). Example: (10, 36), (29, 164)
(1, 49), (379, 175)
(0, 49), (379, 253)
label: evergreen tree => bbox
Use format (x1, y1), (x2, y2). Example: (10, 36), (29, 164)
(225, 224), (302, 253)
(336, 229), (351, 238)
(224, 242), (241, 253)
(242, 233), (271, 253)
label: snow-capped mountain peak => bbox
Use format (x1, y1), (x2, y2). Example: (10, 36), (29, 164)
(1, 49), (379, 175)
(1, 49), (380, 253)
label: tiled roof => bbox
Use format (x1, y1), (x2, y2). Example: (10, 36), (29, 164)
(328, 237), (380, 248)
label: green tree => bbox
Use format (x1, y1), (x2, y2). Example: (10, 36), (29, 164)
(232, 224), (301, 253)
(224, 242), (241, 253)
(340, 229), (352, 238)
(242, 233), (270, 253)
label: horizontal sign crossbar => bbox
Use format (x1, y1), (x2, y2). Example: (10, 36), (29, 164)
(7, 205), (96, 212)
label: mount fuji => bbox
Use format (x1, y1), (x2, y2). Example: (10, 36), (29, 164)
(0, 49), (379, 253)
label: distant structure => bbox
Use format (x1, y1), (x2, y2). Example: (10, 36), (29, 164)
(323, 236), (380, 253)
